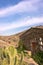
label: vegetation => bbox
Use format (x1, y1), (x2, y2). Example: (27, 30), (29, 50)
(0, 46), (29, 65)
(17, 40), (29, 56)
(32, 51), (43, 65)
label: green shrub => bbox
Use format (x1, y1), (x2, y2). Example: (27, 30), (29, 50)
(32, 51), (43, 65)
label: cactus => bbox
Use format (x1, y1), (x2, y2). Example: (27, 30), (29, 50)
(0, 48), (2, 57)
(0, 57), (2, 65)
(14, 56), (18, 65)
(0, 46), (25, 65)
(19, 52), (24, 65)
(5, 46), (17, 65)
(2, 58), (8, 65)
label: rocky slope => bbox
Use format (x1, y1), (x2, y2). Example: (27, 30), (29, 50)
(0, 25), (43, 48)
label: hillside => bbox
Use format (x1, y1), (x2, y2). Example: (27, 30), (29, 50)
(0, 25), (43, 48)
(0, 35), (20, 47)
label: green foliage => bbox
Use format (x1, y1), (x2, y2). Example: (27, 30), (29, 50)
(32, 51), (43, 65)
(18, 40), (23, 51)
(0, 46), (26, 65)
(17, 40), (26, 53)
(19, 52), (24, 65)
(17, 40), (30, 59)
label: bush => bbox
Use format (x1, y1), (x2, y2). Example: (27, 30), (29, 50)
(32, 51), (43, 65)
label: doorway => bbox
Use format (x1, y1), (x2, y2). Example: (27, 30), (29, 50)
(31, 42), (37, 53)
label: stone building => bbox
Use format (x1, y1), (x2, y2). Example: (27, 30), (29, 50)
(20, 26), (43, 53)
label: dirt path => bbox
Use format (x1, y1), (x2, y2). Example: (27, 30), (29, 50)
(24, 57), (38, 65)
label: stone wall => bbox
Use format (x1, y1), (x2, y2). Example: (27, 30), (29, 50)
(20, 27), (43, 53)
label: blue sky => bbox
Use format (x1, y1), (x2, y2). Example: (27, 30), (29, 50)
(0, 0), (43, 35)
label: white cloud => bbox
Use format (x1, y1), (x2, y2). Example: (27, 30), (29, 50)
(0, 0), (41, 17)
(26, 17), (43, 25)
(0, 16), (43, 31)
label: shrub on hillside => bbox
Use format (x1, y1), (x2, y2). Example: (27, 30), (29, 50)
(32, 51), (43, 65)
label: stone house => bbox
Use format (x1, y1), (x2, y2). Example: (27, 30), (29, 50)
(20, 26), (43, 54)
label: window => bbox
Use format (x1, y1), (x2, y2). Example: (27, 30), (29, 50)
(40, 46), (43, 51)
(39, 37), (43, 45)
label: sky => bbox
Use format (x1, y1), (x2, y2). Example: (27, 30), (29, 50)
(0, 0), (43, 36)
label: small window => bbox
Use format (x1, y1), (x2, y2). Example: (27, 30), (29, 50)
(39, 37), (42, 41)
(40, 46), (43, 51)
(39, 37), (43, 45)
(39, 41), (43, 45)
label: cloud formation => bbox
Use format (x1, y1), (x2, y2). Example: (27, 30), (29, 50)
(0, 0), (42, 17)
(0, 16), (43, 31)
(0, 0), (43, 35)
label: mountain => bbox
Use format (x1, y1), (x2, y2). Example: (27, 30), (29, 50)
(0, 25), (43, 48)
